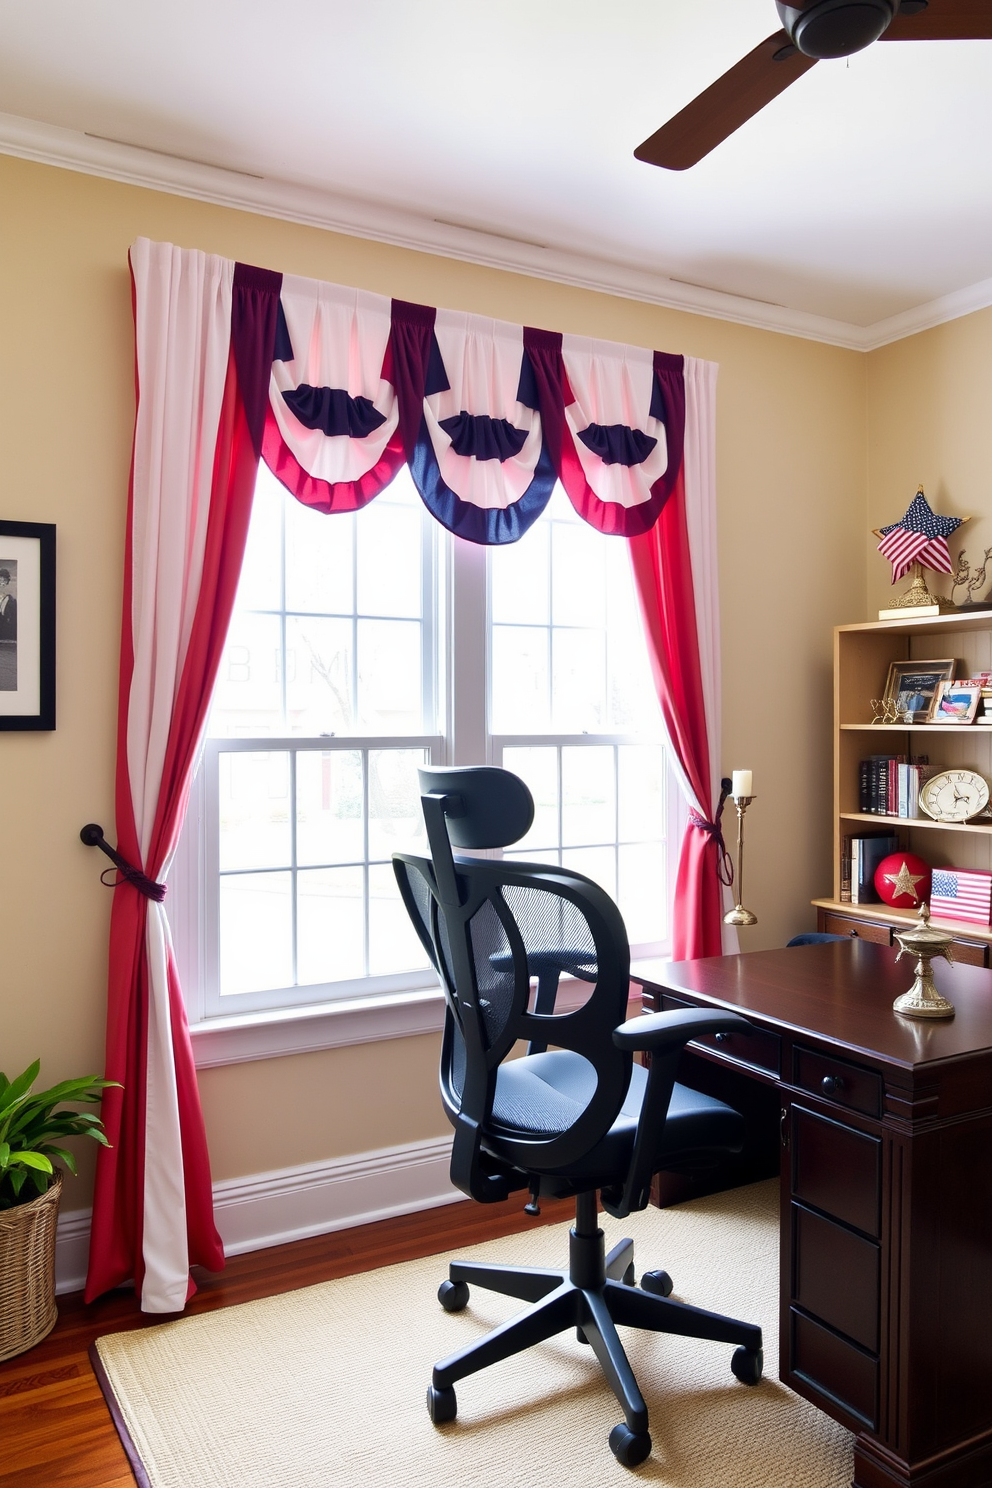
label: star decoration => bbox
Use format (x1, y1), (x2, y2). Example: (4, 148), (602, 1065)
(876, 487), (963, 583)
(883, 859), (926, 904)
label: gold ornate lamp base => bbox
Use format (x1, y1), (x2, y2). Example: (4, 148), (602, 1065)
(888, 564), (944, 610)
(723, 795), (757, 927)
(892, 905), (955, 1019)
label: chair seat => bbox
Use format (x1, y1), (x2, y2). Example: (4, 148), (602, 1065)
(483, 1049), (744, 1184)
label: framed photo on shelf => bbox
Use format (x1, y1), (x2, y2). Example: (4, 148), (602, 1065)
(882, 659), (955, 724)
(931, 680), (982, 725)
(0, 520), (55, 731)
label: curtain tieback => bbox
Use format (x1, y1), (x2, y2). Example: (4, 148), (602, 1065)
(79, 823), (167, 902)
(688, 778), (734, 888)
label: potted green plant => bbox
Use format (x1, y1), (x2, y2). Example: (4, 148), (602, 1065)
(0, 1059), (115, 1361)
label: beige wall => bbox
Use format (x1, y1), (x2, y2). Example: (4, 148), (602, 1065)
(0, 153), (868, 1199)
(866, 307), (992, 619)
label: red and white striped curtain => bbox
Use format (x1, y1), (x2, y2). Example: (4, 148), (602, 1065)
(88, 239), (727, 1310)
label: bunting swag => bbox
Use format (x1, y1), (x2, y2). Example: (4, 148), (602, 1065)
(523, 330), (685, 538)
(94, 239), (723, 1312)
(260, 277), (405, 513)
(228, 267), (689, 543)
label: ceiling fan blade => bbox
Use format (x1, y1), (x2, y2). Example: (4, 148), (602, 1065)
(634, 31), (818, 171)
(882, 0), (992, 40)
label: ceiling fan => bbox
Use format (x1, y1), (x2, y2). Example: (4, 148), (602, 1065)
(635, 0), (992, 170)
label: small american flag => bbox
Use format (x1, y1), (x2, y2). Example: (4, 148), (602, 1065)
(878, 489), (962, 582)
(930, 867), (992, 926)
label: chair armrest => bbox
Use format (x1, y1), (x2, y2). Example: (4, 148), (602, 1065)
(613, 1008), (753, 1053)
(601, 1007), (754, 1222)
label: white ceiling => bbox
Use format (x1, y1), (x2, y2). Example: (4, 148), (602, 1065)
(2, 0), (991, 340)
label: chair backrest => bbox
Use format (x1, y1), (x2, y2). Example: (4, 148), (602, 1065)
(393, 766), (634, 1203)
(786, 933), (848, 946)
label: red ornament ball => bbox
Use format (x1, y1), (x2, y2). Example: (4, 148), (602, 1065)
(874, 852), (931, 910)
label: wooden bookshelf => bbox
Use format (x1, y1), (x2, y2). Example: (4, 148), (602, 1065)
(816, 611), (992, 959)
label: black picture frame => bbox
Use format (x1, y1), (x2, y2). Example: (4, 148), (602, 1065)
(0, 521), (55, 731)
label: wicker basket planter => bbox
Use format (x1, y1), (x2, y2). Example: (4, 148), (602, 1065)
(0, 1169), (62, 1362)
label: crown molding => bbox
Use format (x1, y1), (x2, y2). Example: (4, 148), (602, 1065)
(1, 110), (988, 353)
(858, 275), (992, 350)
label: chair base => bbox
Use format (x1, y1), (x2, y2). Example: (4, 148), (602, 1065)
(428, 1191), (763, 1466)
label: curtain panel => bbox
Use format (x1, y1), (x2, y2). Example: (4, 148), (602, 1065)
(90, 238), (726, 1310)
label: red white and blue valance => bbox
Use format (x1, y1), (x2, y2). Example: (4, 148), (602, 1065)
(229, 266), (688, 543)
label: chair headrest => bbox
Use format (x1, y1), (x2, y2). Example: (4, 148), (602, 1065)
(418, 766), (534, 850)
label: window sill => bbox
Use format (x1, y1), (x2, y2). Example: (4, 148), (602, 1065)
(189, 983), (447, 1068)
(189, 976), (646, 1069)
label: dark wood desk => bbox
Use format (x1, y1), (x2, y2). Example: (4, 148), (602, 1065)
(632, 940), (992, 1488)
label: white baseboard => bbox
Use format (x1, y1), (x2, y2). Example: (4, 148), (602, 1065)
(55, 1135), (458, 1296)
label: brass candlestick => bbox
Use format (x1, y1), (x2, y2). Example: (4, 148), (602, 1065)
(892, 904), (955, 1019)
(723, 795), (757, 927)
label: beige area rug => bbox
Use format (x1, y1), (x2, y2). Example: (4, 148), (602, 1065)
(92, 1180), (852, 1488)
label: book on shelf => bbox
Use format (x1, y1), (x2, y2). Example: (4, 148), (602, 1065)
(858, 755), (931, 817)
(840, 834), (853, 902)
(849, 832), (899, 905)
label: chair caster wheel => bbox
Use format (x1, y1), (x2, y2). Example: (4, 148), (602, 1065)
(609, 1422), (652, 1467)
(426, 1383), (457, 1423)
(731, 1346), (763, 1385)
(621, 1262), (636, 1287)
(641, 1268), (673, 1297)
(438, 1279), (470, 1312)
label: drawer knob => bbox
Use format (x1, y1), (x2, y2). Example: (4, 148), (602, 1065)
(714, 1032), (731, 1043)
(849, 930), (859, 938)
(821, 1074), (845, 1095)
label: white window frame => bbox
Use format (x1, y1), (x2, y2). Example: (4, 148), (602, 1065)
(175, 479), (682, 1066)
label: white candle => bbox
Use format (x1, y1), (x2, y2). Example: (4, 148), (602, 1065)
(732, 770), (752, 799)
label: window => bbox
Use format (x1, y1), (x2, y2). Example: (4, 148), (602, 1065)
(172, 464), (679, 1025)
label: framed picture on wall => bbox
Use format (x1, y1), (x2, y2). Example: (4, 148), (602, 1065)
(0, 521), (56, 731)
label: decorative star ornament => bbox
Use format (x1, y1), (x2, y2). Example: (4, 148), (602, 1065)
(876, 487), (964, 584)
(883, 859), (926, 904)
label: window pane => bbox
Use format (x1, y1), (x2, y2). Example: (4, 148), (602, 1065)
(562, 746), (615, 846)
(368, 749), (428, 860)
(296, 867), (365, 985)
(296, 750), (364, 866)
(284, 501), (354, 615)
(220, 872), (293, 995)
(502, 746), (558, 850)
(285, 615), (354, 733)
(491, 521), (549, 625)
(234, 466), (283, 612)
(552, 522), (606, 629)
(219, 752), (291, 870)
(552, 628), (606, 732)
(562, 845), (617, 901)
(357, 498), (422, 619)
(357, 619), (423, 732)
(368, 863), (431, 976)
(210, 612), (283, 734)
(491, 626), (549, 732)
(618, 744), (667, 842)
(619, 842), (667, 945)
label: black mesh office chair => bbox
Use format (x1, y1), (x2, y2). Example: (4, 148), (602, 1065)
(392, 766), (763, 1467)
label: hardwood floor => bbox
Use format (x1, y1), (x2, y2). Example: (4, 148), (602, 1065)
(0, 1192), (574, 1488)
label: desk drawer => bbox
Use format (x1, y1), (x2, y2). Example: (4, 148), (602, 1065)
(793, 1203), (879, 1352)
(660, 993), (781, 1076)
(792, 1105), (881, 1239)
(791, 1310), (878, 1429)
(819, 912), (891, 944)
(794, 1046), (882, 1119)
